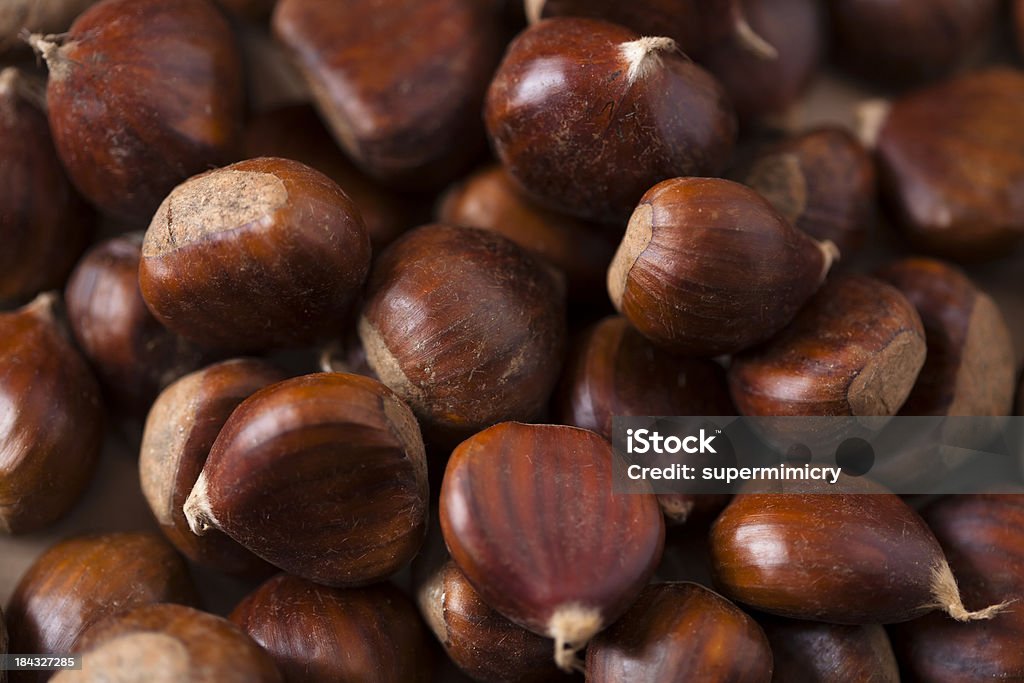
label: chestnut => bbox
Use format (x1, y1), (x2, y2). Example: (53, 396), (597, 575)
(609, 177), (838, 357)
(874, 68), (1024, 260)
(730, 274), (926, 417)
(759, 618), (899, 682)
(0, 67), (93, 306)
(831, 0), (999, 84)
(438, 165), (616, 305)
(27, 0), (244, 222)
(217, 0), (276, 20)
(0, 293), (103, 534)
(439, 422), (664, 670)
(272, 0), (502, 190)
(183, 372), (429, 587)
(358, 225), (567, 446)
(0, 0), (96, 53)
(586, 582), (773, 682)
(744, 127), (876, 254)
(139, 358), (286, 576)
(485, 17), (736, 223)
(139, 157), (371, 352)
(5, 532), (198, 670)
(65, 234), (214, 416)
(231, 574), (432, 683)
(52, 604), (282, 683)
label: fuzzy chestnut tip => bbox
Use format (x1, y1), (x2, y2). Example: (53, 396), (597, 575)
(23, 32), (71, 81)
(182, 472), (217, 537)
(619, 36), (677, 85)
(929, 561), (1013, 621)
(549, 604), (602, 672)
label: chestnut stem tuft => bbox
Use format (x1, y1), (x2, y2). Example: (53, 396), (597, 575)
(524, 0), (544, 25)
(619, 36), (677, 85)
(929, 561), (1013, 621)
(182, 472), (217, 537)
(548, 604), (602, 672)
(816, 240), (840, 282)
(856, 99), (891, 149)
(23, 32), (70, 80)
(732, 12), (778, 60)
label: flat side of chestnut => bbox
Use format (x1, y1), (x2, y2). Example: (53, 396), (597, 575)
(760, 618), (899, 682)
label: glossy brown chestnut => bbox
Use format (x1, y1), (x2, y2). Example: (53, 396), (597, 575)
(730, 275), (926, 417)
(358, 225), (566, 446)
(0, 68), (93, 305)
(875, 68), (1024, 260)
(744, 127), (876, 253)
(438, 165), (615, 304)
(52, 604), (282, 683)
(5, 532), (198, 669)
(439, 422), (664, 670)
(759, 618), (899, 683)
(485, 17), (736, 223)
(709, 482), (1008, 624)
(65, 234), (213, 415)
(831, 0), (999, 84)
(0, 0), (96, 52)
(184, 372), (429, 587)
(139, 157), (371, 352)
(231, 574), (431, 683)
(0, 293), (103, 534)
(609, 177), (837, 357)
(876, 258), (1015, 417)
(890, 494), (1024, 681)
(28, 0), (244, 222)
(586, 582), (773, 682)
(139, 359), (286, 576)
(273, 0), (502, 190)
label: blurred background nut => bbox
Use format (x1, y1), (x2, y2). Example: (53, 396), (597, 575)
(758, 618), (899, 683)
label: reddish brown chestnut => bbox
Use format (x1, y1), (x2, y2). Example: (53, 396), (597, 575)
(27, 0), (244, 222)
(875, 68), (1024, 260)
(139, 157), (371, 352)
(358, 225), (566, 446)
(231, 574), (431, 683)
(586, 582), (773, 682)
(0, 1), (97, 52)
(184, 372), (429, 587)
(0, 293), (103, 534)
(439, 422), (664, 670)
(730, 275), (926, 417)
(273, 0), (502, 190)
(609, 177), (837, 357)
(759, 618), (899, 683)
(0, 67), (93, 305)
(139, 359), (286, 576)
(53, 604), (282, 683)
(744, 127), (876, 253)
(485, 17), (736, 223)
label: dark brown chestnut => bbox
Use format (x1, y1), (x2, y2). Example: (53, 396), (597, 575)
(439, 422), (664, 670)
(485, 17), (736, 223)
(231, 574), (431, 683)
(358, 225), (567, 446)
(730, 274), (926, 417)
(759, 618), (899, 682)
(5, 532), (198, 668)
(874, 68), (1024, 260)
(831, 0), (999, 84)
(744, 127), (876, 253)
(586, 582), (773, 682)
(0, 67), (93, 306)
(876, 258), (1015, 417)
(53, 604), (282, 683)
(0, 293), (103, 534)
(273, 0), (502, 190)
(217, 0), (276, 20)
(27, 0), (244, 222)
(0, 1), (96, 52)
(183, 372), (429, 587)
(438, 165), (616, 304)
(139, 358), (286, 576)
(139, 157), (371, 352)
(609, 177), (837, 357)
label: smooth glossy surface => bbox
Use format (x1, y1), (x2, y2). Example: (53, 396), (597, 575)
(761, 619), (899, 683)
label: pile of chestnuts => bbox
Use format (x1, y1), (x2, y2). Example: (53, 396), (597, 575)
(2, 0), (1024, 681)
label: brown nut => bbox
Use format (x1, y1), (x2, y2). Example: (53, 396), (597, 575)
(0, 293), (103, 534)
(358, 225), (567, 447)
(485, 17), (736, 223)
(729, 274), (926, 417)
(231, 574), (432, 683)
(586, 582), (773, 682)
(139, 157), (371, 352)
(759, 618), (899, 683)
(273, 0), (502, 190)
(609, 177), (837, 357)
(139, 358), (286, 576)
(183, 372), (429, 587)
(52, 604), (281, 683)
(439, 422), (664, 671)
(27, 0), (244, 222)
(744, 127), (876, 254)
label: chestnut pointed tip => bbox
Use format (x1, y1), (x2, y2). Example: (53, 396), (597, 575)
(23, 32), (69, 79)
(856, 99), (892, 149)
(182, 472), (217, 537)
(608, 202), (653, 310)
(619, 36), (677, 85)
(549, 604), (602, 673)
(930, 561), (1014, 622)
(817, 240), (840, 282)
(733, 14), (778, 60)
(524, 0), (545, 25)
